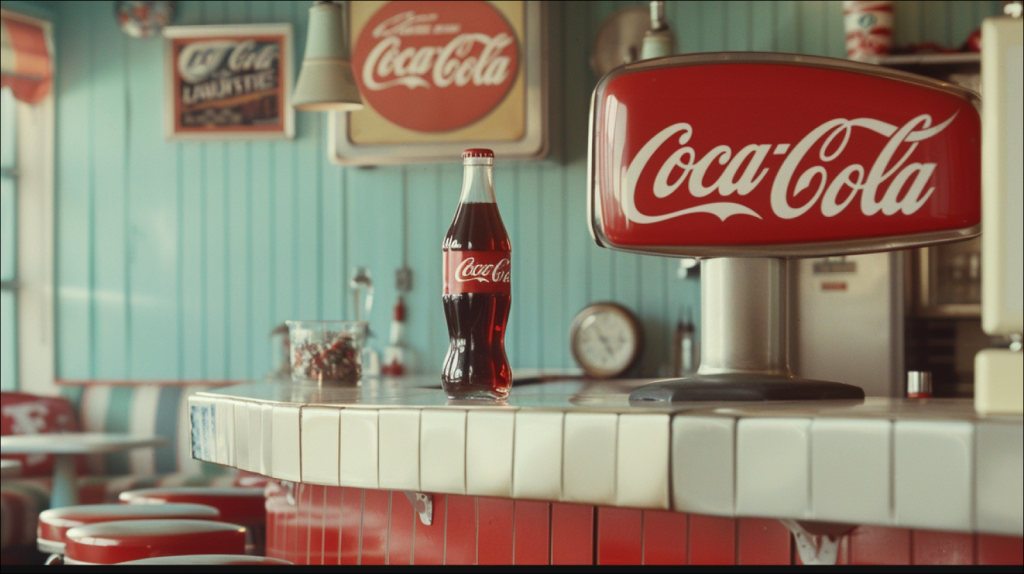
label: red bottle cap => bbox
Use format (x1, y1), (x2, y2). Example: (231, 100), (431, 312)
(462, 148), (494, 158)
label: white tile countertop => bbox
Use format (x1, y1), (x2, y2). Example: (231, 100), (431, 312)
(188, 377), (1023, 537)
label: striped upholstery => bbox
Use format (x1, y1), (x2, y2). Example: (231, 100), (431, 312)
(59, 384), (230, 478)
(2, 383), (242, 553)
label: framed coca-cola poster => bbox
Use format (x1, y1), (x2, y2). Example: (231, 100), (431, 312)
(331, 1), (548, 165)
(163, 24), (294, 141)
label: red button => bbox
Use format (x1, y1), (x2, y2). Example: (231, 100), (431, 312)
(119, 487), (265, 526)
(64, 520), (246, 565)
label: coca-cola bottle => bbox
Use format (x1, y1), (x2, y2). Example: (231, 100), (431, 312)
(442, 149), (512, 399)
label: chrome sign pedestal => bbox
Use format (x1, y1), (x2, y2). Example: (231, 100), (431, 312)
(629, 258), (864, 404)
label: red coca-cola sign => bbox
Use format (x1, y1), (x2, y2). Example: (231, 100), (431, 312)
(353, 1), (520, 133)
(444, 250), (511, 295)
(589, 54), (981, 257)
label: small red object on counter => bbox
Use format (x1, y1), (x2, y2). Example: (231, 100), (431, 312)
(382, 296), (407, 376)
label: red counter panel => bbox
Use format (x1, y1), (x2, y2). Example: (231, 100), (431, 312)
(265, 482), (1023, 566)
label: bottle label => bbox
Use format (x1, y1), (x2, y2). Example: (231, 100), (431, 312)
(444, 250), (511, 295)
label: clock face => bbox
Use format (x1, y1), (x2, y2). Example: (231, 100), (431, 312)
(570, 304), (642, 378)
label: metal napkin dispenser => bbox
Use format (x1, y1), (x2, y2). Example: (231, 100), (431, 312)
(587, 54), (982, 403)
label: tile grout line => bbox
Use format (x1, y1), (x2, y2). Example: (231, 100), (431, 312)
(889, 419), (896, 530)
(442, 493), (449, 565)
(640, 509), (646, 566)
(320, 484), (327, 566)
(970, 421), (978, 534)
(357, 489), (365, 565)
(385, 490), (392, 566)
(807, 418), (814, 522)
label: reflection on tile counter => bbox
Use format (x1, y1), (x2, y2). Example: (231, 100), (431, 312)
(191, 378), (1024, 537)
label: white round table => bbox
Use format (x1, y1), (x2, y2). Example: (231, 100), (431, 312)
(1, 459), (21, 479)
(0, 433), (167, 507)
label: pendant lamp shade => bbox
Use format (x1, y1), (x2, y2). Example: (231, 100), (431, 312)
(293, 1), (363, 111)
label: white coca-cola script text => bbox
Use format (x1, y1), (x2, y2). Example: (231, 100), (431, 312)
(455, 257), (511, 283)
(362, 11), (514, 91)
(615, 112), (957, 223)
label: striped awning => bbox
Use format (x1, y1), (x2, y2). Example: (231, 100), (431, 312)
(0, 11), (52, 104)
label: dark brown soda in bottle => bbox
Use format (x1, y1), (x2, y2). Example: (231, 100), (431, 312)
(442, 149), (512, 399)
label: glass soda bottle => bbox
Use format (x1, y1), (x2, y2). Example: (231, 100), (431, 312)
(442, 149), (512, 399)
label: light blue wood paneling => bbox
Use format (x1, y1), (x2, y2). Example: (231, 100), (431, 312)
(55, 0), (94, 380)
(50, 1), (1001, 381)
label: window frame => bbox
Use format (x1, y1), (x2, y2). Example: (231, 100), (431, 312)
(1, 8), (56, 395)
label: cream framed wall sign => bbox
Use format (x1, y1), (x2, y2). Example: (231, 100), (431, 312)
(331, 1), (548, 165)
(163, 24), (295, 140)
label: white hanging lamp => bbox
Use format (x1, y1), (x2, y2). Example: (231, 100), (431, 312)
(293, 1), (363, 111)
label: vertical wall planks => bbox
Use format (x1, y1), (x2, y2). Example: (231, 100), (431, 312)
(51, 1), (1002, 382)
(55, 0), (94, 380)
(848, 526), (911, 565)
(412, 493), (447, 565)
(126, 9), (179, 379)
(387, 490), (415, 565)
(551, 503), (594, 565)
(226, 142), (252, 379)
(923, 0), (951, 47)
(586, 2), (615, 306)
(751, 2), (775, 51)
(737, 518), (791, 565)
(688, 515), (736, 565)
(596, 507), (643, 565)
(89, 5), (127, 380)
(307, 485), (325, 566)
(250, 0), (278, 372)
(774, 1), (799, 54)
(477, 497), (515, 565)
(798, 1), (826, 56)
(539, 164), (567, 369)
(270, 1), (297, 338)
(515, 165), (541, 368)
(405, 165), (443, 366)
(249, 139), (274, 377)
(323, 485), (343, 565)
(292, 1), (323, 323)
(700, 1), (727, 52)
(894, 1), (924, 48)
(822, 1), (846, 58)
(204, 139), (228, 380)
(513, 500), (551, 565)
(345, 167), (404, 345)
(319, 145), (345, 323)
(444, 494), (478, 565)
(339, 487), (363, 564)
(561, 0), (591, 347)
(642, 510), (688, 565)
(361, 488), (391, 565)
(977, 534), (1024, 566)
(223, 0), (252, 382)
(294, 482), (311, 565)
(911, 530), (974, 565)
(726, 1), (752, 50)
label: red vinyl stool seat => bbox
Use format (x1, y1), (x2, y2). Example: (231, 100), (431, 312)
(37, 503), (220, 556)
(118, 555), (293, 565)
(63, 519), (246, 565)
(119, 487), (266, 555)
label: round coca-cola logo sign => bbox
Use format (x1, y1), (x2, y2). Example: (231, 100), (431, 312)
(352, 1), (520, 133)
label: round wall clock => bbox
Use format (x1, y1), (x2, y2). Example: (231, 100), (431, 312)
(569, 303), (643, 379)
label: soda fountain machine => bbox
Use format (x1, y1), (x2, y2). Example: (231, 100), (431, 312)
(586, 52), (982, 403)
